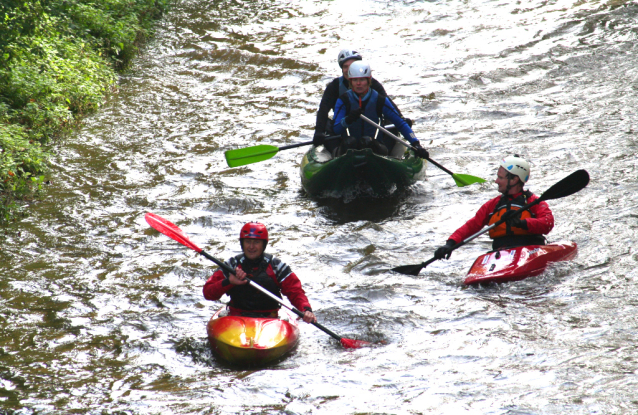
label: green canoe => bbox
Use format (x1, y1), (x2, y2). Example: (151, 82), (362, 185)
(299, 144), (426, 197)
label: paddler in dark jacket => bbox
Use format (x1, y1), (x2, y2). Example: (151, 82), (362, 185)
(313, 49), (409, 150)
(433, 155), (555, 260)
(332, 61), (430, 158)
(203, 222), (317, 323)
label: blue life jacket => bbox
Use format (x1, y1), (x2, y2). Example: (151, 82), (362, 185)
(340, 89), (386, 140)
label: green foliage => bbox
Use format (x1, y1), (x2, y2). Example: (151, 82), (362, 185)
(0, 0), (169, 223)
(2, 31), (116, 142)
(46, 0), (169, 69)
(0, 103), (48, 221)
(0, 1), (46, 56)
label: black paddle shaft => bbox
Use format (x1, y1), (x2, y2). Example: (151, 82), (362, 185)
(359, 115), (464, 177)
(278, 135), (340, 151)
(392, 169), (590, 275)
(456, 168), (590, 250)
(199, 249), (346, 342)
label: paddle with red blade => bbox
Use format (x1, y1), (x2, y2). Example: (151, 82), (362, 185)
(144, 212), (368, 349)
(392, 169), (590, 276)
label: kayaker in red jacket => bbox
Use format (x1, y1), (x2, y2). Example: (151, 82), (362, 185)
(434, 155), (554, 259)
(203, 222), (317, 323)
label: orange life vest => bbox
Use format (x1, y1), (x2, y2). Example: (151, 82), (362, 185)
(488, 191), (535, 239)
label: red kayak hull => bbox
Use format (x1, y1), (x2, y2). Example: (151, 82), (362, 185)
(206, 307), (300, 366)
(464, 241), (577, 285)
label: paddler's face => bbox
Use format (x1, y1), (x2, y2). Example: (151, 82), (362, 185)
(350, 77), (370, 96)
(242, 238), (265, 260)
(342, 59), (355, 79)
(495, 166), (520, 195)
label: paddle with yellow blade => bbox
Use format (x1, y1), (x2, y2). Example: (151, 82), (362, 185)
(359, 115), (486, 187)
(224, 136), (340, 168)
(145, 212), (370, 349)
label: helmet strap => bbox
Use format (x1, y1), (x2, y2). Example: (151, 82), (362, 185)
(504, 174), (523, 195)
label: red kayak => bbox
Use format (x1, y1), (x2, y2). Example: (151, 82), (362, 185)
(464, 241), (577, 285)
(206, 307), (300, 366)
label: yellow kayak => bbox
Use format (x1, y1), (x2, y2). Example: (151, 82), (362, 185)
(206, 307), (300, 366)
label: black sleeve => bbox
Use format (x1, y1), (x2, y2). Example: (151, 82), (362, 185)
(371, 77), (387, 96)
(371, 78), (405, 119)
(315, 79), (340, 134)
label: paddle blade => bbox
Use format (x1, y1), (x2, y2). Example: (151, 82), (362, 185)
(145, 212), (202, 253)
(340, 338), (371, 349)
(452, 173), (487, 187)
(391, 263), (425, 276)
(224, 145), (280, 167)
(540, 169), (590, 202)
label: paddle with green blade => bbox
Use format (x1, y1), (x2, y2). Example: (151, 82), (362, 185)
(144, 212), (369, 349)
(225, 136), (340, 168)
(359, 114), (486, 187)
(392, 169), (590, 276)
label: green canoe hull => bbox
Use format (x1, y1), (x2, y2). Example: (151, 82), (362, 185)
(299, 147), (425, 197)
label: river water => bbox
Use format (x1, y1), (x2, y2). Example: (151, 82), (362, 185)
(2, 0), (638, 413)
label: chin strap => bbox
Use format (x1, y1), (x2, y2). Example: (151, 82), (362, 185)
(502, 176), (519, 233)
(503, 174), (522, 196)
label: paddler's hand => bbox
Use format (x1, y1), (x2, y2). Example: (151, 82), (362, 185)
(413, 141), (429, 159)
(434, 239), (456, 260)
(500, 210), (519, 221)
(229, 268), (249, 285)
(344, 108), (363, 125)
(506, 218), (528, 230)
(302, 310), (317, 324)
(313, 132), (326, 146)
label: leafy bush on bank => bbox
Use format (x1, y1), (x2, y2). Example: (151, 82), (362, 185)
(0, 103), (48, 211)
(0, 0), (168, 222)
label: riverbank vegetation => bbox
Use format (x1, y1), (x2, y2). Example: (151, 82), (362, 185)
(0, 0), (168, 222)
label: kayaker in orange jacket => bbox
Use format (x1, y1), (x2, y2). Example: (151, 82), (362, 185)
(203, 222), (317, 323)
(434, 155), (555, 259)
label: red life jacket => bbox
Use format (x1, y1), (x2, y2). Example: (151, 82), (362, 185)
(488, 191), (535, 239)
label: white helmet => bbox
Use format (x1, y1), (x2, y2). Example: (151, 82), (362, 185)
(337, 49), (362, 68)
(347, 61), (372, 79)
(500, 155), (530, 183)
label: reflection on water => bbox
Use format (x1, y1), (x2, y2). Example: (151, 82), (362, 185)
(308, 187), (418, 224)
(1, 0), (638, 413)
